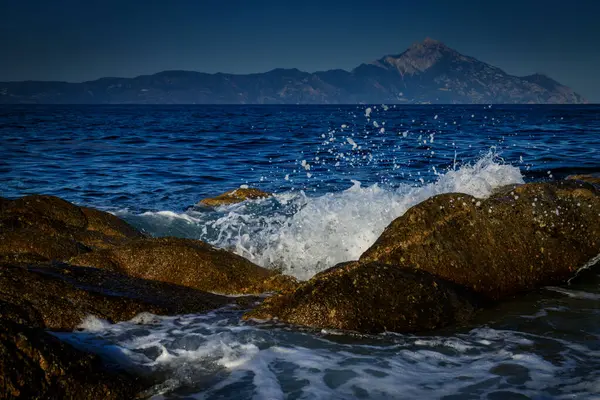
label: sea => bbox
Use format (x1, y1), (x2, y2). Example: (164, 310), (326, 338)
(1, 104), (600, 399)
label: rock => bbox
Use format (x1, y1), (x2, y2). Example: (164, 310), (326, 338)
(0, 195), (145, 262)
(75, 206), (145, 249)
(0, 228), (89, 264)
(360, 181), (600, 300)
(1, 195), (88, 232)
(0, 262), (237, 331)
(244, 262), (479, 334)
(0, 301), (45, 329)
(567, 173), (600, 185)
(71, 237), (296, 295)
(0, 312), (146, 399)
(250, 273), (299, 294)
(198, 187), (271, 207)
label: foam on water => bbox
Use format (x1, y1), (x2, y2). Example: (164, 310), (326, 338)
(119, 152), (524, 279)
(545, 287), (600, 300)
(53, 307), (599, 399)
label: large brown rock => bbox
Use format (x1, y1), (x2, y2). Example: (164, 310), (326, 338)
(198, 187), (271, 207)
(360, 181), (600, 300)
(70, 237), (297, 295)
(0, 313), (146, 399)
(244, 261), (479, 334)
(0, 262), (237, 331)
(0, 195), (145, 263)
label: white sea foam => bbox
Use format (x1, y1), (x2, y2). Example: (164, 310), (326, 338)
(53, 310), (595, 399)
(120, 152), (523, 280)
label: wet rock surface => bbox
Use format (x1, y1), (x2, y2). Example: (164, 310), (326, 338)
(244, 261), (480, 334)
(360, 181), (600, 300)
(0, 311), (146, 400)
(567, 173), (600, 185)
(198, 187), (271, 207)
(0, 195), (145, 263)
(70, 237), (296, 295)
(0, 262), (236, 331)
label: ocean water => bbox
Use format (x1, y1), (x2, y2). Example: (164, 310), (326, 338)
(2, 104), (600, 399)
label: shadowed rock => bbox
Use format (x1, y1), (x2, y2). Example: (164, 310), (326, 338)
(244, 261), (479, 334)
(70, 237), (297, 295)
(0, 195), (145, 262)
(198, 188), (271, 207)
(360, 181), (600, 300)
(0, 262), (238, 331)
(0, 312), (146, 399)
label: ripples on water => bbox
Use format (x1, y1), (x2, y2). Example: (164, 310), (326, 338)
(2, 105), (600, 211)
(2, 104), (600, 399)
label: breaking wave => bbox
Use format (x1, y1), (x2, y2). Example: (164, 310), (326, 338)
(118, 152), (524, 280)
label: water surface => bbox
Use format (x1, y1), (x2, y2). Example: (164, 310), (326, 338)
(2, 104), (600, 399)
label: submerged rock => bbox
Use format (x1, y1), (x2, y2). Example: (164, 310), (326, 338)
(0, 262), (235, 331)
(244, 261), (479, 334)
(0, 195), (144, 262)
(70, 237), (296, 295)
(360, 181), (600, 300)
(0, 312), (145, 399)
(198, 187), (271, 207)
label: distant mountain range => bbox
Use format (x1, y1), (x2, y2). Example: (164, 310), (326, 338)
(0, 38), (587, 104)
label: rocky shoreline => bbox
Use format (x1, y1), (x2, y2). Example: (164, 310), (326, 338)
(2, 177), (599, 398)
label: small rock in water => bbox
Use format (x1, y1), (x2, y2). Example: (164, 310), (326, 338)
(566, 173), (600, 185)
(198, 187), (271, 207)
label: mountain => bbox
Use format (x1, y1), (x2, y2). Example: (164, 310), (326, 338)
(0, 38), (587, 104)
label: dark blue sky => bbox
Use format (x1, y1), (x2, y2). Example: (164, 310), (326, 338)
(1, 0), (599, 101)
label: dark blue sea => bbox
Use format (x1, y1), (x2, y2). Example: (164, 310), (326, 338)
(2, 104), (600, 399)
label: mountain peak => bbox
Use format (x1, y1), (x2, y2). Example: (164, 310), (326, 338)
(375, 38), (453, 76)
(410, 37), (448, 50)
(422, 37), (443, 45)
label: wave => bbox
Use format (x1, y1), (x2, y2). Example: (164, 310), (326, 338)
(117, 152), (524, 280)
(53, 308), (598, 399)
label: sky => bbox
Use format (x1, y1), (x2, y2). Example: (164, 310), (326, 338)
(1, 0), (599, 101)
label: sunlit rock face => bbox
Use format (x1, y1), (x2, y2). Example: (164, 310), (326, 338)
(0, 194), (145, 263)
(70, 237), (296, 295)
(361, 181), (600, 300)
(244, 261), (480, 334)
